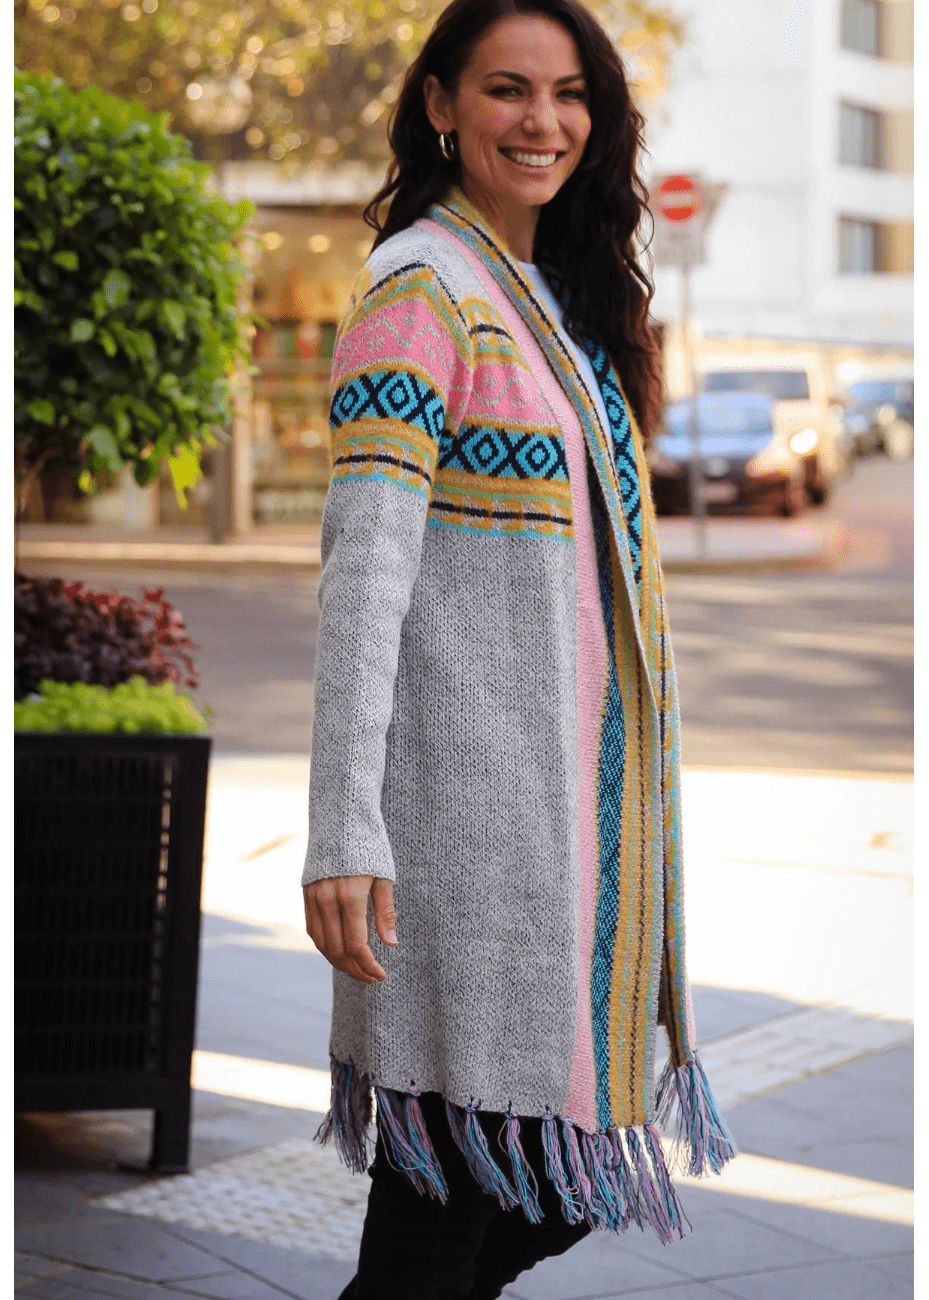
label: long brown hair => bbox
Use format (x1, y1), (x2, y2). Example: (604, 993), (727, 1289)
(364, 0), (662, 438)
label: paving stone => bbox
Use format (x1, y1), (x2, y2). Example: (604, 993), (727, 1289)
(15, 1213), (232, 1284)
(13, 1276), (164, 1300)
(670, 1185), (914, 1263)
(15, 1172), (106, 1227)
(599, 1287), (741, 1300)
(50, 1266), (232, 1299)
(166, 1227), (355, 1300)
(868, 1251), (914, 1281)
(759, 1042), (913, 1123)
(696, 1011), (913, 1113)
(171, 1270), (306, 1300)
(498, 1231), (690, 1300)
(723, 1100), (912, 1187)
(609, 1205), (839, 1280)
(15, 1254), (72, 1280)
(690, 988), (799, 1044)
(95, 1139), (367, 1262)
(706, 1256), (913, 1300)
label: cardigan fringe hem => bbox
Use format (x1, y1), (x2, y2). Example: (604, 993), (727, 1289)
(314, 1055), (733, 1243)
(655, 1052), (739, 1177)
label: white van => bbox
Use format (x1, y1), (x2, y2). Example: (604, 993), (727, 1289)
(699, 353), (847, 503)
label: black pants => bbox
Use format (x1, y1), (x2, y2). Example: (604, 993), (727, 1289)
(337, 1092), (591, 1300)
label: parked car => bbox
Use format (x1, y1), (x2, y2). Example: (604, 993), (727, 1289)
(647, 392), (807, 517)
(699, 353), (848, 504)
(839, 377), (914, 459)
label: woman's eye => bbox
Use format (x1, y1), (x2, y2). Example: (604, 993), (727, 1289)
(559, 89), (587, 102)
(488, 85), (521, 97)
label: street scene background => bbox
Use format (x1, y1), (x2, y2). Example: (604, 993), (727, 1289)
(14, 0), (913, 1298)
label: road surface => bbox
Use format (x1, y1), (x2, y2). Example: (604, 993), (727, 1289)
(25, 455), (913, 774)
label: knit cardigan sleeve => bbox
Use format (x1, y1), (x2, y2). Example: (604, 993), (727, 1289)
(302, 257), (474, 886)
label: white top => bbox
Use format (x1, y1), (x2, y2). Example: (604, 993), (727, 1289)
(518, 262), (613, 439)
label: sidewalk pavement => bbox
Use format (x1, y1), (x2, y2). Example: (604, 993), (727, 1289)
(16, 759), (913, 1300)
(16, 514), (846, 577)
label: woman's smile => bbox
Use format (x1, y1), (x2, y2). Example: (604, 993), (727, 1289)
(498, 147), (564, 169)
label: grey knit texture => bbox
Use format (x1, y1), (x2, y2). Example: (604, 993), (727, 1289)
(306, 493), (582, 1114)
(303, 224), (588, 1116)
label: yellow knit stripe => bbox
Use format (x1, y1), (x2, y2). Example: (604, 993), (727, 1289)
(431, 475), (573, 539)
(436, 467), (572, 505)
(459, 296), (529, 369)
(331, 422), (438, 496)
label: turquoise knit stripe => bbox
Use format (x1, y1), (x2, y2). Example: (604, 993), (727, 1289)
(589, 473), (626, 1132)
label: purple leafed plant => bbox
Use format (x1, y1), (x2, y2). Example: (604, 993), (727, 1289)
(14, 572), (200, 701)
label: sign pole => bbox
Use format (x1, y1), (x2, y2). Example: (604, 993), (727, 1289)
(681, 263), (707, 557)
(652, 172), (724, 564)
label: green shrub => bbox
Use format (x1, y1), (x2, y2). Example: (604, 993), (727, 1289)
(14, 677), (212, 735)
(14, 71), (254, 507)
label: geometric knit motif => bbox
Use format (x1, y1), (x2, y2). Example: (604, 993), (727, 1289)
(588, 464), (627, 1132)
(587, 346), (642, 593)
(328, 277), (575, 541)
(330, 370), (446, 499)
(331, 370), (447, 442)
(438, 424), (568, 481)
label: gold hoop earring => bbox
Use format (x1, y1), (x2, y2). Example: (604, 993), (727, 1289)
(438, 132), (455, 161)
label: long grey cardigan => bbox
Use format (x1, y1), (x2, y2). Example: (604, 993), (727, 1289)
(302, 189), (735, 1237)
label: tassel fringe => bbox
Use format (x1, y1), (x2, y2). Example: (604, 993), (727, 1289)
(315, 1054), (733, 1242)
(655, 1052), (738, 1176)
(374, 1085), (449, 1201)
(504, 1108), (544, 1224)
(314, 1056), (372, 1174)
(541, 1109), (584, 1225)
(445, 1098), (520, 1211)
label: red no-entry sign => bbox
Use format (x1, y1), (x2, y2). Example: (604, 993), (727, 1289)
(651, 172), (707, 267)
(656, 174), (703, 223)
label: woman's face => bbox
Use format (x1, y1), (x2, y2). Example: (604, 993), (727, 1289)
(425, 13), (592, 219)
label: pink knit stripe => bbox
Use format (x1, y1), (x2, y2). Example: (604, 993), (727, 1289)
(468, 367), (562, 427)
(333, 298), (458, 394)
(426, 223), (605, 1129)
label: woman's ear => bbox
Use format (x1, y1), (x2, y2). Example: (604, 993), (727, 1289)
(423, 74), (454, 135)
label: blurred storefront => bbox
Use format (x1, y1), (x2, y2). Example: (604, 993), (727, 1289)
(206, 160), (382, 534)
(246, 204), (372, 528)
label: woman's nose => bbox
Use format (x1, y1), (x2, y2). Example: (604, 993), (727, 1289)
(523, 93), (559, 135)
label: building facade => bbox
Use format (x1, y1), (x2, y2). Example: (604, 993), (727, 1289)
(647, 0), (913, 353)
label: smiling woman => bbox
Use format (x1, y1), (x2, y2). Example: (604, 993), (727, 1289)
(422, 17), (592, 258)
(300, 2), (736, 1296)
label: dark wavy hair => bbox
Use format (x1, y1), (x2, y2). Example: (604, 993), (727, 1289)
(364, 0), (662, 437)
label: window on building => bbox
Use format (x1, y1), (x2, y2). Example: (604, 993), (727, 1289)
(839, 102), (882, 167)
(841, 0), (881, 55)
(841, 0), (914, 61)
(839, 217), (878, 272)
(839, 217), (915, 274)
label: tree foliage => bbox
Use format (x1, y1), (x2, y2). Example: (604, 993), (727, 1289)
(14, 71), (253, 509)
(14, 0), (685, 169)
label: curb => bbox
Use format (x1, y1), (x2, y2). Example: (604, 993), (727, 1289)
(16, 539), (323, 574)
(657, 522), (848, 576)
(16, 524), (847, 577)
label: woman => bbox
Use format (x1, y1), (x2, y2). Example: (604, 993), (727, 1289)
(302, 1), (736, 1295)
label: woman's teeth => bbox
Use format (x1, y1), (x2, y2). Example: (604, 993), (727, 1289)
(503, 150), (558, 168)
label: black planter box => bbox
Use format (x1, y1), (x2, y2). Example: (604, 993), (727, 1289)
(14, 732), (211, 1173)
